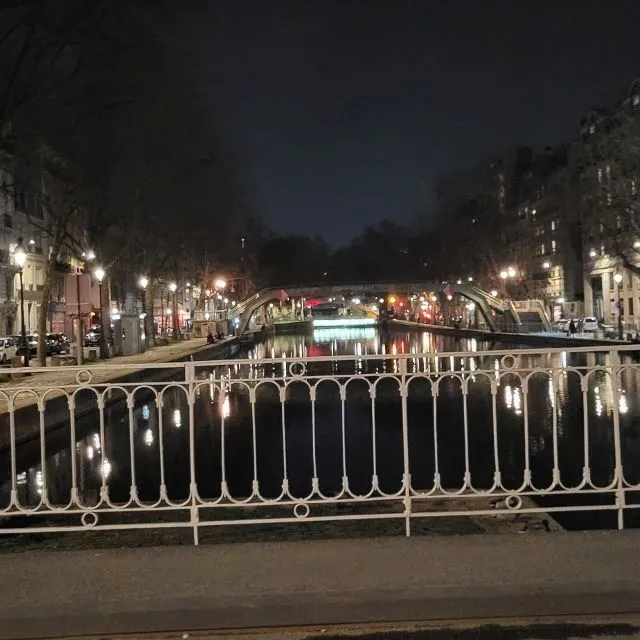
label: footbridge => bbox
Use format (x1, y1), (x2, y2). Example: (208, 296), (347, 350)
(229, 282), (522, 337)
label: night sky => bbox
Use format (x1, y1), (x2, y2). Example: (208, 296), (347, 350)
(174, 0), (640, 245)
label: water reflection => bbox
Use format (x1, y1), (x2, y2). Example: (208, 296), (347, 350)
(504, 385), (522, 416)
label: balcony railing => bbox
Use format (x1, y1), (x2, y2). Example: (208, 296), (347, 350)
(0, 344), (639, 544)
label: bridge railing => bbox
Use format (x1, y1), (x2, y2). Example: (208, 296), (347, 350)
(1, 344), (639, 543)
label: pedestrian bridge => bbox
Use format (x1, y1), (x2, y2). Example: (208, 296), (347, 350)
(229, 281), (522, 337)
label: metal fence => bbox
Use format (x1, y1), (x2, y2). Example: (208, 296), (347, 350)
(1, 344), (640, 543)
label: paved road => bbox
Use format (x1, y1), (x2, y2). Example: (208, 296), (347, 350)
(1, 532), (640, 639)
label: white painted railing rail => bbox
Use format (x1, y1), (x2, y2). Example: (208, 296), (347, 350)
(1, 344), (640, 543)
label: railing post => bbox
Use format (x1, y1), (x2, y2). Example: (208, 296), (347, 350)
(609, 348), (626, 529)
(399, 357), (411, 536)
(185, 361), (199, 545)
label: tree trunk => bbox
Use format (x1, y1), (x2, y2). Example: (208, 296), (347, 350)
(145, 282), (155, 347)
(37, 250), (58, 366)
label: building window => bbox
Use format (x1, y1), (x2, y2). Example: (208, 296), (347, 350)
(634, 95), (640, 106)
(2, 213), (12, 228)
(551, 220), (556, 232)
(597, 168), (603, 183)
(552, 240), (557, 254)
(629, 298), (634, 316)
(541, 243), (545, 255)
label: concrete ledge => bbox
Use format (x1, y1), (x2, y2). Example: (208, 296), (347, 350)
(1, 531), (639, 638)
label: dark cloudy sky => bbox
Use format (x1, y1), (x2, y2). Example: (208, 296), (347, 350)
(173, 0), (640, 244)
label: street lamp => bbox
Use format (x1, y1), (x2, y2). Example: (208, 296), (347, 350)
(138, 276), (148, 290)
(614, 271), (624, 340)
(215, 278), (227, 290)
(169, 282), (178, 340)
(14, 239), (28, 366)
(94, 267), (108, 359)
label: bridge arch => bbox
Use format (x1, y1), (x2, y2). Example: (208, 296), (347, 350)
(229, 282), (521, 338)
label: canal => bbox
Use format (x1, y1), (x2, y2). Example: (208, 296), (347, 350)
(2, 326), (640, 531)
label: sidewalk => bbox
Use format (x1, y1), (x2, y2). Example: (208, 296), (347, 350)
(0, 336), (237, 414)
(0, 531), (639, 639)
(391, 319), (629, 347)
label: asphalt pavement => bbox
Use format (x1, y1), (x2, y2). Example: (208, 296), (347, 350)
(2, 531), (640, 639)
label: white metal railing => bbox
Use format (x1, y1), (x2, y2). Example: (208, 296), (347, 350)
(1, 344), (640, 543)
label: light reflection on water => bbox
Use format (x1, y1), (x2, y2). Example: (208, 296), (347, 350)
(2, 329), (640, 530)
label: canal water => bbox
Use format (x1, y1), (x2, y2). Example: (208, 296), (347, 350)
(2, 327), (640, 530)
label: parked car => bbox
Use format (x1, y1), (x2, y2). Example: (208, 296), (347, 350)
(13, 333), (37, 355)
(0, 337), (17, 363)
(558, 318), (580, 333)
(46, 333), (70, 355)
(581, 317), (599, 332)
(554, 320), (567, 332)
(84, 329), (101, 347)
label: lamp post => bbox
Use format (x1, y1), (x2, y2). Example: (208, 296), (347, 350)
(138, 276), (151, 346)
(74, 250), (93, 366)
(94, 267), (108, 359)
(498, 266), (518, 297)
(169, 282), (178, 340)
(14, 239), (28, 366)
(214, 278), (227, 323)
(614, 271), (624, 340)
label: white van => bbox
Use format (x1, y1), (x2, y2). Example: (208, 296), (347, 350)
(582, 317), (599, 332)
(0, 337), (17, 363)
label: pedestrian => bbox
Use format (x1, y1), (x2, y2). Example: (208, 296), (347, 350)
(569, 319), (577, 336)
(206, 332), (214, 344)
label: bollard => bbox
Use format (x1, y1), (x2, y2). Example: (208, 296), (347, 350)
(11, 355), (28, 379)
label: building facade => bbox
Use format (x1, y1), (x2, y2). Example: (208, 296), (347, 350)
(0, 154), (67, 337)
(579, 80), (640, 330)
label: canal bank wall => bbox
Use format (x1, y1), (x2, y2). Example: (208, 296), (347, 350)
(388, 319), (629, 348)
(0, 337), (240, 453)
